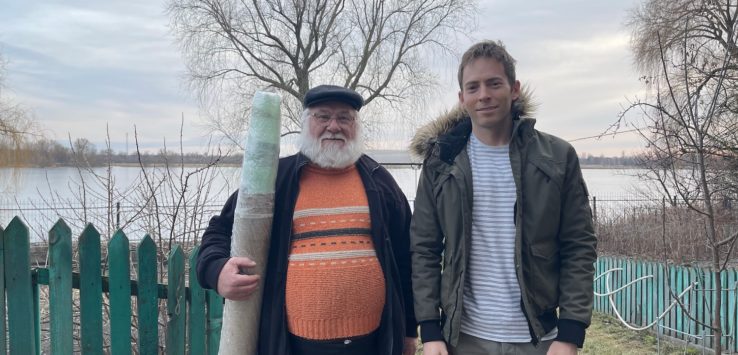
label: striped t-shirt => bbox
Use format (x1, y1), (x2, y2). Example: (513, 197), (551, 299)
(460, 133), (531, 342)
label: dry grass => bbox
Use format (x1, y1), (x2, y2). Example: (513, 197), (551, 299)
(582, 313), (699, 355)
(596, 202), (737, 264)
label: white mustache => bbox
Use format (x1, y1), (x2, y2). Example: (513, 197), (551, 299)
(321, 133), (346, 141)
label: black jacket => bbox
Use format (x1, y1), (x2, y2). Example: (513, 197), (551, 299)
(197, 153), (417, 355)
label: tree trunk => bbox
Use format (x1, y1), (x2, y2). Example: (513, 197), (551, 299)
(219, 92), (281, 355)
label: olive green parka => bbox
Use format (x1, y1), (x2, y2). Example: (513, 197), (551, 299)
(409, 91), (597, 348)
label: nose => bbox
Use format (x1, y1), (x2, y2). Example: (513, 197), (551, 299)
(478, 85), (491, 100)
(326, 118), (341, 132)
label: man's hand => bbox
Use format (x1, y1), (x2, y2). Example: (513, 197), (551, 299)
(403, 337), (418, 355)
(216, 257), (261, 300)
(422, 340), (448, 355)
(547, 341), (577, 355)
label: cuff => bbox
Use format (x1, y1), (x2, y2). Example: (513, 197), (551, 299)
(406, 321), (419, 338)
(204, 257), (229, 292)
(419, 320), (444, 343)
(555, 319), (588, 348)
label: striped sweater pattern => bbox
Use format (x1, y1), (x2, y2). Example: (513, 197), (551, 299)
(285, 164), (386, 340)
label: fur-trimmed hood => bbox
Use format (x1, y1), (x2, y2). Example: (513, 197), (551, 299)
(410, 87), (537, 159)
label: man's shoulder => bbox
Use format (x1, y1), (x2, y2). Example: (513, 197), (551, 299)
(528, 128), (577, 157)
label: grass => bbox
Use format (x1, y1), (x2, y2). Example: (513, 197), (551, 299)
(414, 313), (700, 355)
(581, 313), (699, 355)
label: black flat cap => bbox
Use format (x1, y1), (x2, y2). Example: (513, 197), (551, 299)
(303, 85), (364, 111)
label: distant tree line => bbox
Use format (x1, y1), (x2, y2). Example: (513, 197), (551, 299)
(578, 153), (641, 167)
(0, 138), (240, 167)
(0, 137), (651, 168)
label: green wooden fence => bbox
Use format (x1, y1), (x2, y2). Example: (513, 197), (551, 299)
(0, 217), (224, 354)
(5, 216), (738, 353)
(596, 256), (738, 352)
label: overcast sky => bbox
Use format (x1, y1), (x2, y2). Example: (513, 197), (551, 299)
(1, 0), (646, 156)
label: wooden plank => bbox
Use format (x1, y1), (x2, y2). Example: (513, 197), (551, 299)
(726, 269), (738, 352)
(721, 270), (728, 350)
(686, 267), (694, 340)
(675, 266), (683, 340)
(622, 259), (635, 324)
(4, 217), (37, 355)
(634, 260), (645, 325)
(137, 235), (158, 355)
(0, 224), (6, 355)
(48, 219), (73, 355)
(608, 257), (614, 315)
(108, 230), (132, 355)
(727, 268), (738, 352)
(166, 245), (185, 355)
(670, 264), (677, 338)
(696, 268), (704, 344)
(612, 259), (626, 318)
(79, 224), (103, 354)
(659, 262), (666, 337)
(188, 246), (206, 355)
(705, 268), (715, 348)
(33, 277), (39, 355)
(643, 262), (656, 324)
(207, 290), (223, 355)
(599, 258), (605, 313)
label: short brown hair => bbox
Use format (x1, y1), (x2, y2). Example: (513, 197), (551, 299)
(458, 40), (517, 89)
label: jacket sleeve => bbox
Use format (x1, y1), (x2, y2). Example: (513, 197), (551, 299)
(409, 164), (445, 343)
(196, 191), (237, 292)
(556, 146), (598, 347)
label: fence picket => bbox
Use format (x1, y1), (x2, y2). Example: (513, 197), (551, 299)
(189, 247), (206, 355)
(684, 267), (692, 341)
(207, 290), (223, 354)
(79, 224), (104, 354)
(643, 262), (656, 324)
(705, 268), (715, 347)
(48, 219), (73, 355)
(722, 270), (729, 350)
(731, 269), (738, 352)
(730, 269), (737, 352)
(166, 245), (185, 355)
(108, 230), (131, 355)
(0, 224), (5, 354)
(4, 217), (36, 355)
(137, 235), (158, 355)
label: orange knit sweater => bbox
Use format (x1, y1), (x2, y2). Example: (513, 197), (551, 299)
(285, 164), (386, 340)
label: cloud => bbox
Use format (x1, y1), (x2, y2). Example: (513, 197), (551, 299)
(1, 0), (650, 156)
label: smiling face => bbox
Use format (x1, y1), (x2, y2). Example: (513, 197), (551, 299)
(307, 101), (357, 149)
(459, 57), (521, 144)
(299, 101), (364, 169)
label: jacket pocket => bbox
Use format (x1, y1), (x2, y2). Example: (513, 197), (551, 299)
(527, 244), (559, 311)
(528, 158), (564, 192)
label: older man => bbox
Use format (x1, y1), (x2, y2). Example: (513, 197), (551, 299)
(197, 85), (417, 355)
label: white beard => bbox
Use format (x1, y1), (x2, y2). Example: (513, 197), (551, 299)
(299, 129), (364, 169)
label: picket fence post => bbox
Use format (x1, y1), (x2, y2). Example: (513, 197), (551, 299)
(49, 219), (73, 355)
(108, 230), (131, 355)
(4, 217), (36, 355)
(137, 234), (159, 354)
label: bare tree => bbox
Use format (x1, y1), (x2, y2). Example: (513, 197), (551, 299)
(168, 0), (476, 145)
(0, 53), (36, 149)
(618, 1), (738, 352)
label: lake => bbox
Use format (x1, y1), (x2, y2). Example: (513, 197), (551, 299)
(0, 165), (658, 239)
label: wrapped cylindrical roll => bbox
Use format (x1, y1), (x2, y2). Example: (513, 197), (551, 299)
(219, 91), (281, 355)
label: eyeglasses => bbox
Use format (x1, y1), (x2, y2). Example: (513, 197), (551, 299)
(310, 112), (356, 126)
